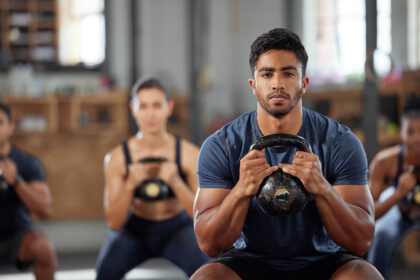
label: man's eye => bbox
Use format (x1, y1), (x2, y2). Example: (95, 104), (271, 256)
(262, 73), (272, 78)
(284, 72), (295, 77)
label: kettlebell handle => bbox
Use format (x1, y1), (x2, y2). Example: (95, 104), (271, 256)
(249, 134), (312, 153)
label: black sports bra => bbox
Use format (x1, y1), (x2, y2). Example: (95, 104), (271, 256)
(122, 135), (187, 187)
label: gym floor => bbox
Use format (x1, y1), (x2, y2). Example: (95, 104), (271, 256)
(0, 219), (419, 280)
(0, 254), (189, 280)
(1, 251), (420, 280)
(0, 220), (189, 280)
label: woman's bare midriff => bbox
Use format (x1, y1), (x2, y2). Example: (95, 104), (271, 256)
(132, 197), (184, 221)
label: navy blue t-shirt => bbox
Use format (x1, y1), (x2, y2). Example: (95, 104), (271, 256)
(0, 146), (45, 240)
(197, 108), (368, 270)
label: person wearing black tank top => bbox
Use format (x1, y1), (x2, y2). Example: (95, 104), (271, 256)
(95, 77), (209, 280)
(368, 94), (420, 279)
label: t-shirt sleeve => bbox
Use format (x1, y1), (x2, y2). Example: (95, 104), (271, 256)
(197, 133), (234, 189)
(330, 129), (368, 186)
(21, 155), (46, 182)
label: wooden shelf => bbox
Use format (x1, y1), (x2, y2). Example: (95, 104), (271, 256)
(0, 0), (58, 64)
(304, 71), (420, 151)
(2, 94), (58, 134)
(2, 91), (131, 219)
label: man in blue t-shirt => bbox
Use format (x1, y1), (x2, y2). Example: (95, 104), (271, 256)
(191, 28), (383, 280)
(0, 102), (57, 279)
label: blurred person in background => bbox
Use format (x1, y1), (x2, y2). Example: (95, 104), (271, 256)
(368, 94), (420, 279)
(95, 77), (209, 280)
(0, 102), (57, 280)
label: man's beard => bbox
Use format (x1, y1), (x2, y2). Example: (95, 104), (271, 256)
(257, 88), (302, 117)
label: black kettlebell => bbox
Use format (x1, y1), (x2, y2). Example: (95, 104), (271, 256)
(134, 157), (175, 201)
(249, 134), (312, 216)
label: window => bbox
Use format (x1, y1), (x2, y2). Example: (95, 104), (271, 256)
(303, 0), (391, 86)
(58, 0), (105, 67)
(408, 0), (420, 69)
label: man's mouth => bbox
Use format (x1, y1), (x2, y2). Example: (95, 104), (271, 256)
(269, 93), (288, 102)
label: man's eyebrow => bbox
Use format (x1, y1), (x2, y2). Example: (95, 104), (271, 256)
(257, 66), (298, 72)
(280, 65), (298, 71)
(257, 67), (274, 72)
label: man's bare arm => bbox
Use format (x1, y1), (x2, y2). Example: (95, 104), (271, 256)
(282, 151), (375, 256)
(194, 149), (278, 257)
(14, 181), (52, 219)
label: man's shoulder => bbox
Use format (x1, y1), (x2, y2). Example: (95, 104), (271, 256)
(212, 111), (255, 139)
(11, 145), (41, 164)
(304, 108), (355, 138)
(200, 111), (256, 160)
(304, 107), (343, 128)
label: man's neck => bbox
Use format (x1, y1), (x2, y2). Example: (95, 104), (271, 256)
(256, 105), (303, 136)
(0, 142), (11, 156)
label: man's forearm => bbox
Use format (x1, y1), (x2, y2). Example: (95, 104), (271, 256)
(194, 187), (251, 257)
(15, 182), (52, 218)
(314, 187), (375, 256)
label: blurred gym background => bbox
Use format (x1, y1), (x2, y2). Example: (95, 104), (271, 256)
(0, 0), (420, 279)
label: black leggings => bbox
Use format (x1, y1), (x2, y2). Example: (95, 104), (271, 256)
(95, 212), (210, 280)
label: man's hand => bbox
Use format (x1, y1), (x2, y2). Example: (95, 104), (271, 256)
(237, 149), (278, 197)
(0, 158), (18, 185)
(280, 151), (329, 195)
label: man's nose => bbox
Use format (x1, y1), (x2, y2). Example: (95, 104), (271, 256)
(271, 75), (285, 91)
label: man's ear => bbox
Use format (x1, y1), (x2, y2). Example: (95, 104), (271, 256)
(301, 76), (309, 95)
(249, 78), (257, 96)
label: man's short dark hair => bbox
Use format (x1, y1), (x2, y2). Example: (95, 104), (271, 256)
(402, 94), (420, 120)
(249, 28), (308, 77)
(0, 102), (11, 121)
(130, 77), (169, 101)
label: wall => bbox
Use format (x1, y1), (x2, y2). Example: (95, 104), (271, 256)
(392, 0), (408, 69)
(107, 0), (132, 91)
(138, 0), (190, 95)
(196, 0), (289, 140)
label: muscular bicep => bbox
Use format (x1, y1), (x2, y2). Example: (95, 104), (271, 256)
(334, 184), (375, 216)
(29, 181), (52, 203)
(194, 187), (231, 218)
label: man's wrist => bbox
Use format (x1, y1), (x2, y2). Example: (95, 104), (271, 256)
(13, 174), (24, 187)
